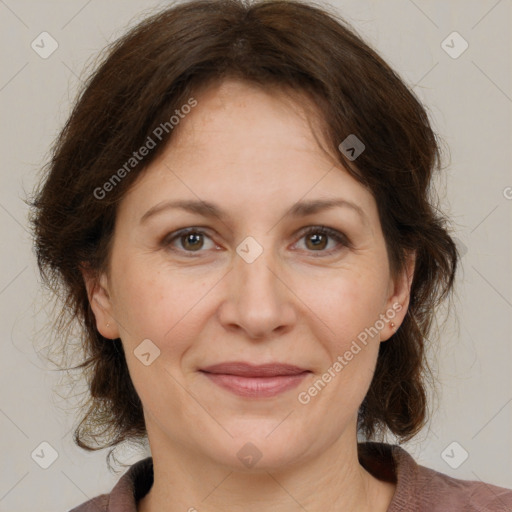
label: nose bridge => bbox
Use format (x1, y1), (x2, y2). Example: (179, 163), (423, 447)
(235, 234), (280, 302)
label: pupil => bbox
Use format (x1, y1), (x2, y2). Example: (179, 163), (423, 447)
(184, 233), (202, 250)
(308, 233), (326, 250)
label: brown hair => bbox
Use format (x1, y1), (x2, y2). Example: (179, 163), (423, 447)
(29, 0), (458, 463)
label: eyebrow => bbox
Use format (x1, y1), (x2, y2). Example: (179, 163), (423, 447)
(140, 198), (368, 225)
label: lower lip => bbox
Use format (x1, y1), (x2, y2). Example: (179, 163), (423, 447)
(201, 371), (310, 398)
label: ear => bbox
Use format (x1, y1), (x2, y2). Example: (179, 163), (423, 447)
(380, 250), (416, 342)
(80, 264), (120, 340)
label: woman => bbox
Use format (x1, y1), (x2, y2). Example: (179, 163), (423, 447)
(30, 0), (512, 511)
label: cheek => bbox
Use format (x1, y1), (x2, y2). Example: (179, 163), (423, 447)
(302, 278), (383, 409)
(110, 257), (214, 353)
(294, 267), (388, 402)
(297, 265), (389, 343)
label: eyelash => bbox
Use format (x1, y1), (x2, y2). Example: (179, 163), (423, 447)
(161, 226), (351, 258)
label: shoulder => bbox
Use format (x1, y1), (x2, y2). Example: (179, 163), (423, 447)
(67, 457), (153, 512)
(359, 442), (512, 512)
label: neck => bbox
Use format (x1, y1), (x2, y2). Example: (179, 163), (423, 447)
(137, 426), (395, 512)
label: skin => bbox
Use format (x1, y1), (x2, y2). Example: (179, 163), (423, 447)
(84, 78), (415, 512)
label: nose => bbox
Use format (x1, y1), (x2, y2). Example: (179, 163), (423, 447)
(217, 243), (297, 340)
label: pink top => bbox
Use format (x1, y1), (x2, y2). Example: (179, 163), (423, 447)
(69, 442), (512, 511)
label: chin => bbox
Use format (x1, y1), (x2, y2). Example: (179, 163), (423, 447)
(195, 423), (311, 472)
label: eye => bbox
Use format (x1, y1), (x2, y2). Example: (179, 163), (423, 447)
(162, 228), (217, 256)
(293, 226), (350, 256)
(161, 225), (350, 257)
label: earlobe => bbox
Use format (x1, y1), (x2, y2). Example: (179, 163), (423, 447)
(80, 264), (119, 339)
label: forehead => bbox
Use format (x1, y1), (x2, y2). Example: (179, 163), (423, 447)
(118, 78), (378, 228)
(172, 78), (330, 159)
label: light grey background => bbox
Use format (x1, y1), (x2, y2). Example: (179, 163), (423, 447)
(1, 0), (511, 510)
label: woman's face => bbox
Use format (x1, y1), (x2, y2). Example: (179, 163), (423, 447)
(87, 79), (413, 470)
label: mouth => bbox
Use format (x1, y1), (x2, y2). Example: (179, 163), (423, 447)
(199, 362), (311, 398)
(200, 362), (309, 377)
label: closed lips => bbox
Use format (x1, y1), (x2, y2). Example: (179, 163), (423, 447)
(199, 362), (310, 377)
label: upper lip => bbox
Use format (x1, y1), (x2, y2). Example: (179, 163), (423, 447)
(200, 362), (310, 377)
